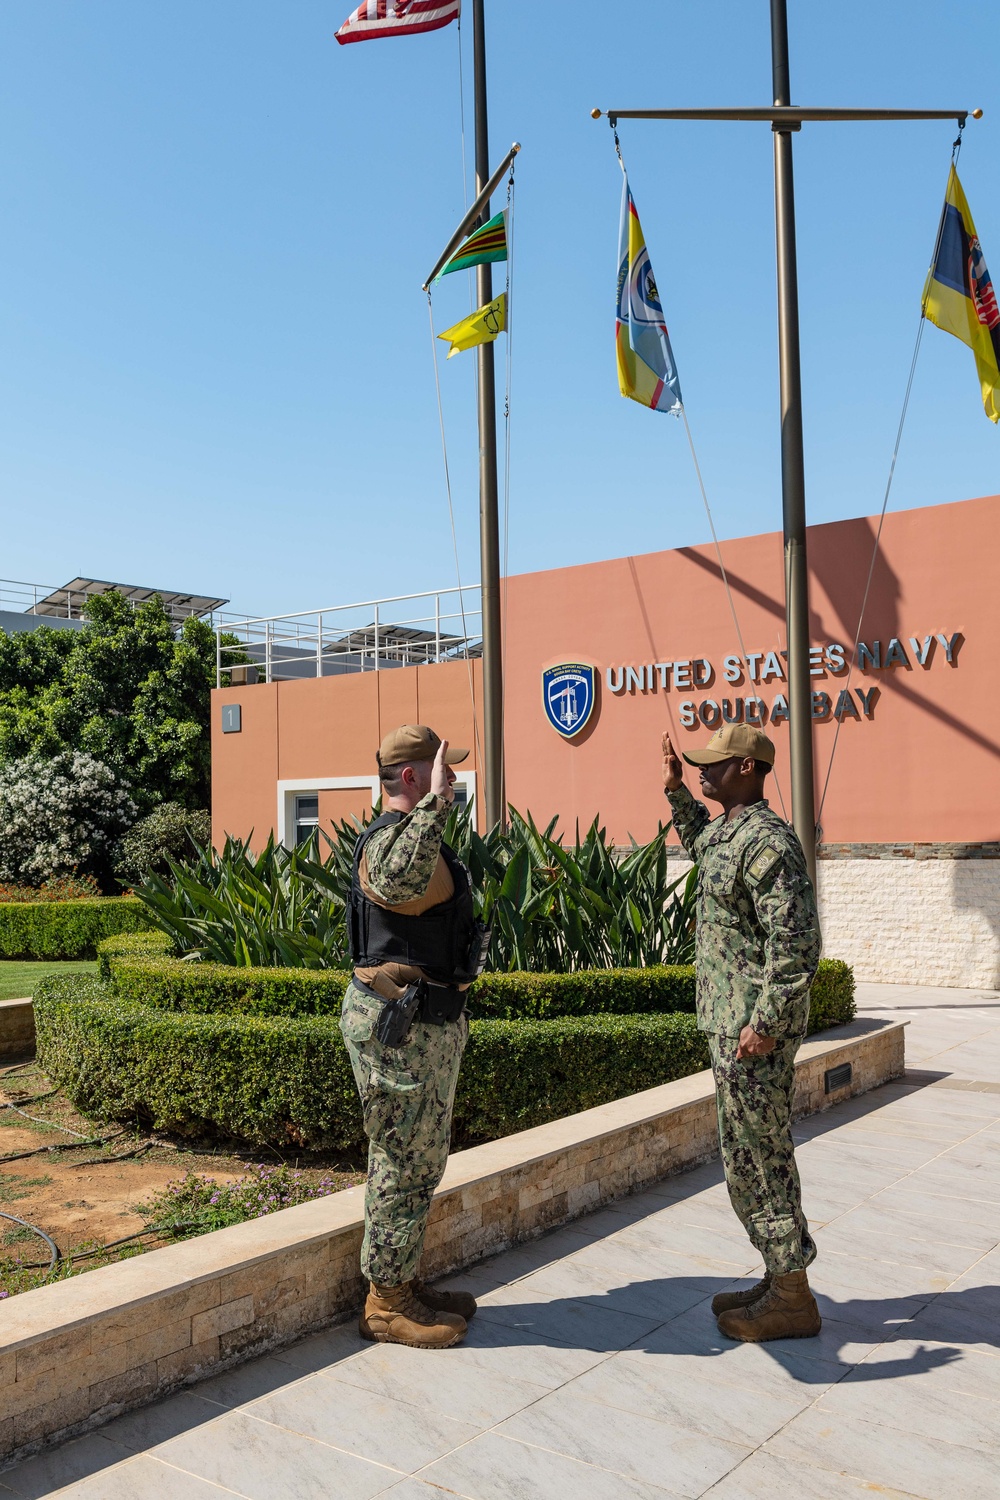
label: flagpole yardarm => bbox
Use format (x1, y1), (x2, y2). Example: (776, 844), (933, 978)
(608, 123), (789, 820)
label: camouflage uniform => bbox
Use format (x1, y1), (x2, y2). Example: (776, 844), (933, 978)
(340, 793), (468, 1287)
(667, 783), (821, 1275)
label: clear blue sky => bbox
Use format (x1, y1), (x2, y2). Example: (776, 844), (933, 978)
(0, 2), (995, 617)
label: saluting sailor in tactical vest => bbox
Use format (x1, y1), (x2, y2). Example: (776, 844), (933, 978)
(662, 723), (823, 1342)
(341, 724), (489, 1349)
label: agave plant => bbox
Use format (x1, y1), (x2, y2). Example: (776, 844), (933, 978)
(136, 832), (351, 968)
(134, 803), (696, 972)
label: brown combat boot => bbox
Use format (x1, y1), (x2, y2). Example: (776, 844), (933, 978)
(359, 1281), (467, 1348)
(711, 1273), (771, 1316)
(412, 1276), (478, 1320)
(716, 1269), (821, 1342)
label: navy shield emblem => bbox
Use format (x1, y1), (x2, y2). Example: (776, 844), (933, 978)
(542, 663), (596, 739)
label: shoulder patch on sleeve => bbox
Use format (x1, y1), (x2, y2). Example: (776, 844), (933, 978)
(746, 844), (783, 886)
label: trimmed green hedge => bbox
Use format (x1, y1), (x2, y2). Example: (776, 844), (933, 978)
(0, 898), (154, 960)
(34, 976), (709, 1151)
(96, 936), (855, 1033)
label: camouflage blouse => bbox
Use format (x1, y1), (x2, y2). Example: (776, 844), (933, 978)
(362, 792), (451, 906)
(667, 783), (821, 1039)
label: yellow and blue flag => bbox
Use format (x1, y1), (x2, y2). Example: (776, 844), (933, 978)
(437, 294), (505, 358)
(922, 166), (1000, 424)
(616, 179), (682, 414)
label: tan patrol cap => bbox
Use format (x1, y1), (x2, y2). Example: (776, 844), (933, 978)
(682, 723), (776, 767)
(376, 724), (470, 769)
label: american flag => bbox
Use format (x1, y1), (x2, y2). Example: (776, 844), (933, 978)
(335, 0), (461, 45)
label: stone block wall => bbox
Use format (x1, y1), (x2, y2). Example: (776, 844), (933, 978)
(667, 844), (1000, 989)
(817, 858), (1000, 989)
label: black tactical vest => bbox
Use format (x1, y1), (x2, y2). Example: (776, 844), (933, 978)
(348, 811), (479, 985)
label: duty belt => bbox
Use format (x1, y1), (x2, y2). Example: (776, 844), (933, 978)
(353, 974), (466, 1026)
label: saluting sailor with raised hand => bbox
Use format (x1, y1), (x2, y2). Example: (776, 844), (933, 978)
(661, 723), (823, 1341)
(341, 725), (486, 1350)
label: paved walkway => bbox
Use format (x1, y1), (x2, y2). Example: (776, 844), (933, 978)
(3, 982), (1000, 1499)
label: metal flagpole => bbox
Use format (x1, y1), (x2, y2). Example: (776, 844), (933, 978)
(770, 0), (815, 887)
(592, 17), (976, 887)
(472, 0), (505, 830)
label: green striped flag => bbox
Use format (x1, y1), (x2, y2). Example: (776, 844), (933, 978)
(435, 210), (507, 280)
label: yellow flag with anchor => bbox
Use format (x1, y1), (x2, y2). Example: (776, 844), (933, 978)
(437, 294), (505, 359)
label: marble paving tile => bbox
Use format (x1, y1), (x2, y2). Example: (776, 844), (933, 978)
(246, 1371), (480, 1472)
(704, 1447), (922, 1499)
(562, 1347), (817, 1446)
(37, 1455), (245, 1499)
(827, 1199), (1000, 1253)
(495, 1259), (719, 1326)
(801, 1129), (946, 1169)
(765, 1404), (1000, 1499)
(416, 1429), (679, 1500)
(810, 1249), (951, 1298)
(627, 1307), (851, 1396)
(871, 1184), (1000, 1235)
(439, 1314), (612, 1389)
(193, 1355), (313, 1409)
(814, 1363), (1000, 1453)
(903, 1163), (997, 1204)
(102, 1391), (237, 1453)
(495, 1384), (749, 1497)
(813, 1222), (985, 1278)
(644, 1164), (727, 1199)
(374, 1481), (478, 1500)
(580, 1215), (757, 1266)
(853, 1337), (1000, 1401)
(474, 1282), (665, 1352)
(153, 1408), (398, 1500)
(536, 1229), (751, 1286)
(0, 1435), (136, 1499)
(273, 1319), (372, 1375)
(641, 1302), (881, 1374)
(901, 1295), (1000, 1356)
(944, 1244), (1000, 1289)
(324, 1337), (553, 1427)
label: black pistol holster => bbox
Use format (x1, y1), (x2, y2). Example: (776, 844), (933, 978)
(374, 982), (424, 1047)
(371, 979), (468, 1047)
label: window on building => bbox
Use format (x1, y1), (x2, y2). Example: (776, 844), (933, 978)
(452, 782), (469, 810)
(294, 794), (319, 848)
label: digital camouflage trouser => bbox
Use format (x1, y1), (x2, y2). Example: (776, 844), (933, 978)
(709, 1034), (816, 1277)
(340, 981), (467, 1287)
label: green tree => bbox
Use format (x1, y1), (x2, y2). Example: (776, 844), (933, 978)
(0, 593), (230, 813)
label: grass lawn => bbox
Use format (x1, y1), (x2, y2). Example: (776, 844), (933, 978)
(0, 960), (97, 1002)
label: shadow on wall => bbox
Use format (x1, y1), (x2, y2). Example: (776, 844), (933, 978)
(679, 518), (1000, 768)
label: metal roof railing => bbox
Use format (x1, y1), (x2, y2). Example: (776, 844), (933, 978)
(215, 585), (483, 687)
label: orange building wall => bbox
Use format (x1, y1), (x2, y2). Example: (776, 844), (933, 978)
(212, 660), (483, 849)
(212, 495), (1000, 850)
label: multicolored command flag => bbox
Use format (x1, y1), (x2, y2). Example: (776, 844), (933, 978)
(922, 165), (1000, 424)
(335, 0), (460, 45)
(434, 210), (507, 280)
(437, 294), (505, 358)
(616, 178), (682, 414)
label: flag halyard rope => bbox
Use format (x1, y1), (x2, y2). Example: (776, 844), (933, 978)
(500, 159), (515, 784)
(815, 313), (926, 828)
(426, 290), (484, 773)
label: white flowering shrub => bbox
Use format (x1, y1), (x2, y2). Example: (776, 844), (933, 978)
(0, 752), (137, 886)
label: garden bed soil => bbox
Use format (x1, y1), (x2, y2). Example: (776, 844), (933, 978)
(0, 1063), (363, 1289)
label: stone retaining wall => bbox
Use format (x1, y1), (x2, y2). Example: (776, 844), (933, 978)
(0, 1018), (903, 1466)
